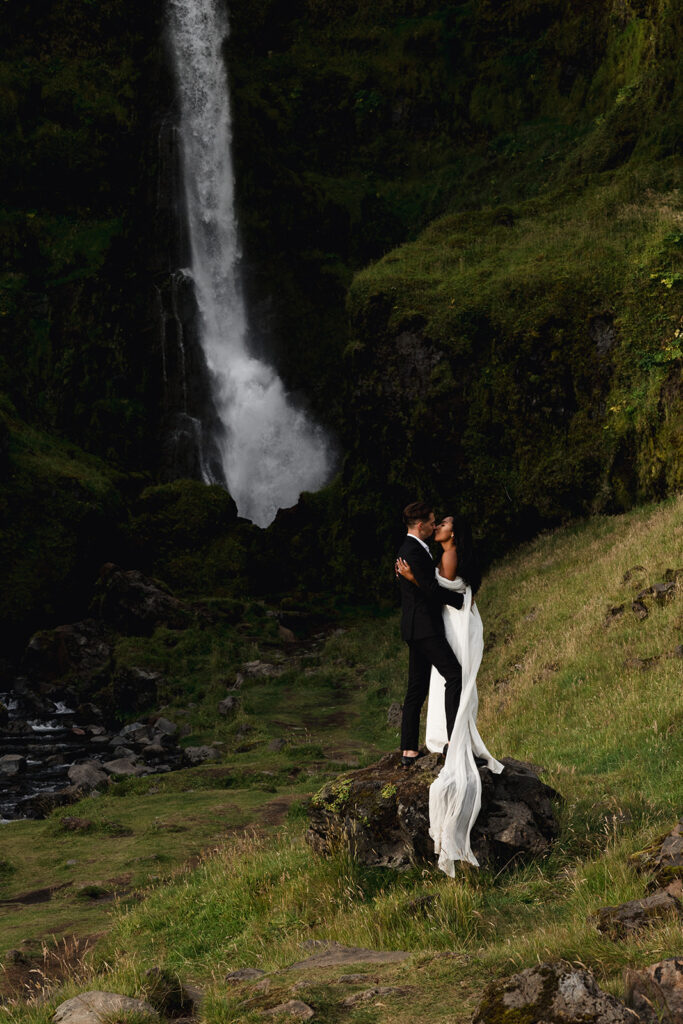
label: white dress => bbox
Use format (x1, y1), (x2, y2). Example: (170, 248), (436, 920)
(425, 570), (504, 874)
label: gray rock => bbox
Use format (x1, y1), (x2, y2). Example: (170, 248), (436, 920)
(593, 889), (682, 939)
(152, 717), (177, 735)
(261, 1000), (314, 1020)
(268, 738), (286, 752)
(653, 581), (677, 603)
(338, 974), (372, 985)
(342, 986), (410, 1007)
(112, 746), (136, 759)
(52, 991), (159, 1024)
(102, 758), (145, 777)
(386, 702), (403, 728)
(91, 563), (194, 636)
(225, 969), (266, 983)
(630, 816), (683, 887)
(474, 961), (639, 1024)
(307, 753), (560, 871)
(218, 695), (240, 718)
(67, 763), (108, 791)
(23, 619), (113, 686)
(288, 943), (409, 970)
(0, 754), (26, 775)
(183, 745), (220, 766)
(625, 957), (683, 1024)
(142, 741), (166, 757)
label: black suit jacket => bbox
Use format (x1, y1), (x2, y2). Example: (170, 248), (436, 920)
(398, 535), (464, 642)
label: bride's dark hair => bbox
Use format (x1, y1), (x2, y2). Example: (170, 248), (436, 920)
(451, 517), (481, 595)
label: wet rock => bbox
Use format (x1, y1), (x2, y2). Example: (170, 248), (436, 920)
(342, 986), (410, 1007)
(218, 695), (240, 718)
(473, 961), (639, 1024)
(225, 969), (266, 983)
(593, 889), (682, 938)
(306, 752), (559, 870)
(630, 816), (683, 887)
(91, 563), (194, 636)
(0, 754), (26, 775)
(386, 702), (403, 728)
(261, 1000), (314, 1020)
(183, 745), (220, 766)
(52, 991), (159, 1024)
(625, 957), (683, 1024)
(67, 763), (108, 791)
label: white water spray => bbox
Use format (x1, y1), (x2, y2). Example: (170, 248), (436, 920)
(167, 0), (330, 527)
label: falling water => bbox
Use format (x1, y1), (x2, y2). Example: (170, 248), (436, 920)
(167, 0), (330, 527)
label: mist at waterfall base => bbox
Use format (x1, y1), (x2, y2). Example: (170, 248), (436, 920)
(168, 0), (331, 529)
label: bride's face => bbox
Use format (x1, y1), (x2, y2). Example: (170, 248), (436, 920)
(433, 516), (454, 543)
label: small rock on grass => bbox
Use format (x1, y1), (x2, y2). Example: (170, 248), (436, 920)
(342, 986), (410, 1007)
(593, 889), (682, 939)
(226, 968), (266, 983)
(261, 1000), (314, 1020)
(625, 957), (683, 1024)
(52, 992), (159, 1024)
(337, 974), (373, 984)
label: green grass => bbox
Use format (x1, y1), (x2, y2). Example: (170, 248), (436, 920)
(1, 496), (681, 1022)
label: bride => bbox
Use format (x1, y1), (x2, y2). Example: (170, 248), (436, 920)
(397, 516), (503, 873)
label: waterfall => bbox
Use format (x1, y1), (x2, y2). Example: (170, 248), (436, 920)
(167, 0), (330, 528)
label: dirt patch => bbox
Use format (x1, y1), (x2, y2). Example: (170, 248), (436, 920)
(0, 882), (72, 907)
(259, 795), (299, 826)
(0, 933), (101, 1002)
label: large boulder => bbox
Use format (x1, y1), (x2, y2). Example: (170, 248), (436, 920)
(90, 564), (193, 636)
(593, 890), (682, 939)
(306, 751), (559, 870)
(53, 992), (158, 1024)
(22, 620), (114, 686)
(473, 961), (639, 1024)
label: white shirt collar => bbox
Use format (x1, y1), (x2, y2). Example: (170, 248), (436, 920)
(407, 533), (431, 556)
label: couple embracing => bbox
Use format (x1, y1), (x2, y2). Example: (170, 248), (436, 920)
(395, 501), (503, 874)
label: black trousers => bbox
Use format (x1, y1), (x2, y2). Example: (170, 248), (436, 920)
(400, 633), (462, 751)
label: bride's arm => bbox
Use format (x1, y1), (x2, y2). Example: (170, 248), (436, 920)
(397, 555), (464, 609)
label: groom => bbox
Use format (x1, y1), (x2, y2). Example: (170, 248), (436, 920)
(396, 501), (464, 765)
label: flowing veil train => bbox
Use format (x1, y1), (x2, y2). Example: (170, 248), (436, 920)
(425, 570), (504, 874)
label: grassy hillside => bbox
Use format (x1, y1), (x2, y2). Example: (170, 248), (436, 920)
(2, 495), (681, 1021)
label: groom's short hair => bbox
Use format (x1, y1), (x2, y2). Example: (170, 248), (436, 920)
(403, 501), (433, 527)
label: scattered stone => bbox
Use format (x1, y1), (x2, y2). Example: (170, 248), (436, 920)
(4, 949), (29, 965)
(102, 758), (145, 777)
(342, 986), (410, 1007)
(225, 969), (266, 983)
(605, 605), (625, 625)
(473, 961), (639, 1024)
(52, 991), (159, 1024)
(307, 752), (560, 870)
(624, 656), (660, 671)
(653, 581), (677, 603)
(242, 660), (284, 678)
(232, 672), (245, 689)
(183, 746), (221, 766)
(261, 999), (314, 1020)
(622, 565), (646, 584)
(630, 816), (683, 887)
(253, 979), (271, 993)
(593, 889), (682, 938)
(152, 717), (177, 736)
(0, 754), (26, 775)
(91, 563), (194, 635)
(23, 620), (113, 686)
(218, 695), (240, 718)
(631, 600), (649, 621)
(58, 817), (93, 832)
(112, 746), (136, 759)
(625, 957), (683, 1024)
(67, 763), (108, 791)
(268, 738), (286, 752)
(288, 942), (409, 970)
(111, 668), (162, 712)
(338, 974), (372, 985)
(386, 702), (403, 728)
(278, 625), (296, 644)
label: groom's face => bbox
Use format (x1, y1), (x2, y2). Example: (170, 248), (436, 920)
(418, 513), (436, 540)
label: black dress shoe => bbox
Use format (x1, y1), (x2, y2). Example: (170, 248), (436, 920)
(401, 753), (420, 767)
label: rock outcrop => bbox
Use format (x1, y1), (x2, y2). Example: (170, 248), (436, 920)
(53, 992), (159, 1024)
(474, 961), (639, 1024)
(307, 751), (559, 870)
(91, 564), (194, 636)
(630, 816), (683, 888)
(625, 958), (683, 1024)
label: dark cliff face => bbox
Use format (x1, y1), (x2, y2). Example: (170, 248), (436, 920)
(0, 0), (680, 627)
